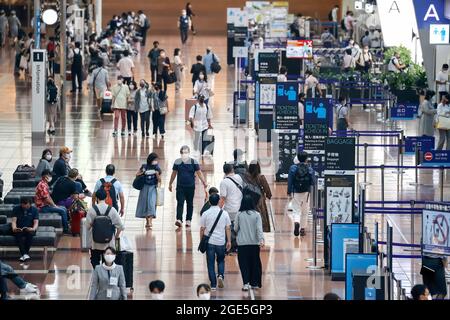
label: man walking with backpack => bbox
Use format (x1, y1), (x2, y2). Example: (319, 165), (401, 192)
(68, 41), (83, 93)
(92, 164), (125, 217)
(287, 152), (315, 237)
(86, 189), (125, 268)
(46, 77), (58, 135)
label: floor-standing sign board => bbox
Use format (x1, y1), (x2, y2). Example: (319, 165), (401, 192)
(274, 81), (299, 181)
(31, 49), (47, 134)
(330, 223), (360, 281)
(422, 203), (450, 256)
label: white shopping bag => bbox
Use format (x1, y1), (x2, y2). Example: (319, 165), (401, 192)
(156, 186), (164, 206)
(118, 235), (133, 252)
(103, 90), (112, 100)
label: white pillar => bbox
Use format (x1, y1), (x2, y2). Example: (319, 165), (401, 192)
(95, 0), (102, 35)
(31, 49), (47, 135)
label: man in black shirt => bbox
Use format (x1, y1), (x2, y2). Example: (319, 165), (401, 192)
(12, 197), (39, 262)
(190, 55), (206, 88)
(51, 168), (81, 209)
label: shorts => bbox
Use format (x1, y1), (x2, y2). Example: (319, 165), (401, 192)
(95, 88), (105, 99)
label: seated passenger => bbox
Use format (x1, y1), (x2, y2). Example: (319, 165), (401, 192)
(51, 168), (81, 209)
(35, 169), (69, 234)
(11, 197), (39, 262)
(35, 149), (53, 179)
(0, 260), (39, 300)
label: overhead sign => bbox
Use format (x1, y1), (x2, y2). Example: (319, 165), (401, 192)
(423, 203), (450, 256)
(421, 150), (450, 165)
(413, 0), (450, 29)
(31, 49), (47, 134)
(286, 40), (313, 59)
(430, 24), (450, 43)
(258, 52), (279, 76)
(404, 136), (435, 154)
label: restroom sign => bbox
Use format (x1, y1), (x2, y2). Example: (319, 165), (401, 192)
(430, 24), (450, 43)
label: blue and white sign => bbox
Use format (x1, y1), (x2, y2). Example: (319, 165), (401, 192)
(422, 150), (450, 166)
(276, 82), (298, 105)
(430, 24), (450, 44)
(331, 223), (360, 276)
(390, 104), (418, 120)
(345, 253), (378, 300)
(405, 136), (435, 154)
(413, 0), (450, 30)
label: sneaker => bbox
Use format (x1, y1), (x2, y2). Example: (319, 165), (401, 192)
(146, 132), (150, 137)
(242, 284), (250, 291)
(300, 228), (306, 237)
(175, 220), (182, 228)
(142, 132), (145, 137)
(20, 283), (38, 294)
(210, 287), (217, 291)
(121, 131), (126, 137)
(19, 255), (25, 262)
(217, 276), (224, 289)
(185, 220), (191, 227)
(294, 222), (300, 237)
(112, 131), (118, 137)
(128, 131), (132, 136)
(161, 135), (164, 139)
(50, 130), (56, 135)
(251, 285), (260, 289)
(23, 254), (30, 261)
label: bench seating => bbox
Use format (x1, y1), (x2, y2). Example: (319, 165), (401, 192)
(0, 205), (63, 229)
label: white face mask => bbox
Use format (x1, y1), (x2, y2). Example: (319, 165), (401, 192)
(45, 176), (52, 183)
(151, 161), (158, 165)
(129, 85), (135, 90)
(293, 156), (300, 165)
(45, 154), (52, 161)
(151, 293), (164, 300)
(181, 152), (190, 161)
(104, 254), (116, 264)
(64, 153), (71, 161)
(427, 295), (432, 301)
(198, 293), (210, 300)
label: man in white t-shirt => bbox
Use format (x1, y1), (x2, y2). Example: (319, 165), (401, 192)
(387, 52), (407, 73)
(200, 193), (231, 290)
(219, 163), (243, 254)
(436, 64), (449, 101)
(117, 50), (135, 85)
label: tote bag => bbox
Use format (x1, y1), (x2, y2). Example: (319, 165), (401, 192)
(156, 186), (164, 206)
(436, 116), (450, 130)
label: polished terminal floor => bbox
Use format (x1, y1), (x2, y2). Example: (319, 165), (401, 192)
(0, 33), (449, 300)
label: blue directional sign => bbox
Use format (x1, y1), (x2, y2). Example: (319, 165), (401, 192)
(276, 82), (298, 105)
(405, 136), (435, 154)
(390, 104), (418, 120)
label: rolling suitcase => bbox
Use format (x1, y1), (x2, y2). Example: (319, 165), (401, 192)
(185, 98), (197, 121)
(70, 210), (85, 236)
(115, 250), (134, 289)
(101, 90), (113, 114)
(80, 217), (91, 251)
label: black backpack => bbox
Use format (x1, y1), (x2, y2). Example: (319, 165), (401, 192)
(47, 84), (58, 104)
(294, 163), (312, 193)
(328, 10), (333, 21)
(72, 50), (82, 66)
(92, 205), (114, 244)
(210, 54), (221, 74)
(341, 18), (347, 32)
(227, 176), (262, 209)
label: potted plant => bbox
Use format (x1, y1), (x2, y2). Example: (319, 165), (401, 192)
(381, 45), (427, 104)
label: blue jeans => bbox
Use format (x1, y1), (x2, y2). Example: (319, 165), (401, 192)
(206, 243), (226, 288)
(0, 261), (27, 300)
(41, 205), (69, 232)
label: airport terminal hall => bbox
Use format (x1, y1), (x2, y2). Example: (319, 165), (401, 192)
(1, 0), (450, 308)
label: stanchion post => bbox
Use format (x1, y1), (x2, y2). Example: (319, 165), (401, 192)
(381, 165), (385, 207)
(439, 166), (444, 202)
(306, 207), (323, 270)
(410, 200), (415, 245)
(364, 143), (368, 184)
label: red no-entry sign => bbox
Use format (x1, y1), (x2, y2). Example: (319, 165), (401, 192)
(424, 152), (433, 161)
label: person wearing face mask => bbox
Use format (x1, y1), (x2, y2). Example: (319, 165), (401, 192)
(135, 80), (152, 137)
(436, 93), (450, 150)
(35, 149), (53, 179)
(411, 284), (431, 300)
(178, 9), (191, 45)
(89, 247), (127, 300)
(418, 90), (437, 137)
(196, 283), (211, 300)
(173, 48), (184, 92)
(169, 146), (208, 228)
(189, 94), (213, 155)
(304, 70), (320, 98)
(46, 77), (58, 135)
(111, 75), (131, 137)
(157, 50), (171, 93)
(117, 50), (135, 85)
(152, 83), (168, 139)
(356, 45), (372, 73)
(149, 280), (165, 300)
(298, 93), (306, 126)
(193, 72), (211, 105)
(35, 169), (70, 234)
(126, 80), (138, 135)
(135, 153), (162, 229)
(335, 96), (351, 137)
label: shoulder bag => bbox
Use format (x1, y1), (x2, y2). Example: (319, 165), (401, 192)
(198, 210), (223, 253)
(436, 115), (450, 130)
(210, 54), (221, 74)
(132, 174), (146, 190)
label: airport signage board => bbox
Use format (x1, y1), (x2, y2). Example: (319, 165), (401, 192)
(404, 136), (435, 154)
(422, 203), (450, 256)
(390, 104), (418, 120)
(330, 223), (360, 279)
(421, 150), (450, 165)
(324, 137), (356, 174)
